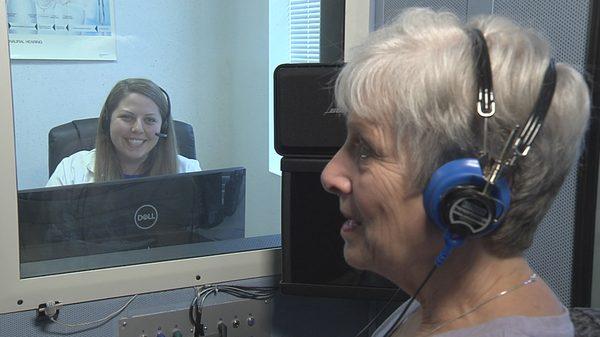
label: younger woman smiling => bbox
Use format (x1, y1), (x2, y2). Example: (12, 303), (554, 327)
(47, 78), (200, 186)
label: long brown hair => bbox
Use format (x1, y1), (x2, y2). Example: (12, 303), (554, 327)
(94, 78), (178, 182)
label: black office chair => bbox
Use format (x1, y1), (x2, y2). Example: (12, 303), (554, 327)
(48, 117), (197, 177)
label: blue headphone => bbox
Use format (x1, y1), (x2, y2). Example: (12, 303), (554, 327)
(422, 29), (558, 264)
(424, 158), (511, 238)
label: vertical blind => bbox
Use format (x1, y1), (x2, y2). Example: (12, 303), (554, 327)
(290, 0), (320, 62)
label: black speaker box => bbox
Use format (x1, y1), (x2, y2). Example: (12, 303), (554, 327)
(274, 63), (347, 157)
(280, 157), (400, 300)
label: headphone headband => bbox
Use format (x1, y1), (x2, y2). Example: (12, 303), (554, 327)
(158, 86), (172, 133)
(469, 29), (495, 118)
(513, 60), (557, 157)
(468, 27), (557, 186)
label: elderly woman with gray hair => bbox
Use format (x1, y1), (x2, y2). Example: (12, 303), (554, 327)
(321, 8), (589, 337)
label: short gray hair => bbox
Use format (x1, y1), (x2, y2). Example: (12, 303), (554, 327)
(334, 8), (590, 256)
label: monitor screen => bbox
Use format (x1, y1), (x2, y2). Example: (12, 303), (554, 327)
(18, 167), (246, 276)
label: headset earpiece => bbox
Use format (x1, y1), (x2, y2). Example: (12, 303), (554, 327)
(158, 86), (171, 136)
(423, 158), (511, 238)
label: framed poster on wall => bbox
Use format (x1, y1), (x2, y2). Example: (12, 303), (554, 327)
(6, 0), (116, 60)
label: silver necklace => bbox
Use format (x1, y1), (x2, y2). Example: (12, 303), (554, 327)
(424, 273), (538, 336)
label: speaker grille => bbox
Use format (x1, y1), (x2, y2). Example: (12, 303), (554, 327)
(274, 64), (346, 156)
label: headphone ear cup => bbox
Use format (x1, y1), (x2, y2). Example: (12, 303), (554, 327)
(423, 158), (511, 237)
(440, 186), (499, 237)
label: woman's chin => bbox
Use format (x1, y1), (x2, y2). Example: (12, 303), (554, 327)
(343, 244), (370, 271)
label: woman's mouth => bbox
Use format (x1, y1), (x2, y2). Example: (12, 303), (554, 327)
(341, 219), (361, 232)
(126, 138), (146, 146)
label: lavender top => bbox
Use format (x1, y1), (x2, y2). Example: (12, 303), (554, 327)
(373, 301), (573, 337)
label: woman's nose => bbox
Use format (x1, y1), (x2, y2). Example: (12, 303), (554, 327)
(131, 118), (143, 132)
(321, 151), (351, 196)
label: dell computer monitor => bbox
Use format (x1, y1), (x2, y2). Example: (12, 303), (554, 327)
(18, 167), (246, 277)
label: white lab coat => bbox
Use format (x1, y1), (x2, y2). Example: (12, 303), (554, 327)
(46, 149), (201, 187)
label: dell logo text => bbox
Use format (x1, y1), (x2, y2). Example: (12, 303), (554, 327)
(134, 204), (158, 229)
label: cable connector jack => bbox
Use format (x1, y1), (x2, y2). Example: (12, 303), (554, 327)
(37, 301), (62, 319)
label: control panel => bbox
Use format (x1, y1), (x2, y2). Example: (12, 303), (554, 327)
(118, 299), (272, 337)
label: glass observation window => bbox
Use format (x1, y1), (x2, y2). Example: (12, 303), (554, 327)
(7, 0), (283, 279)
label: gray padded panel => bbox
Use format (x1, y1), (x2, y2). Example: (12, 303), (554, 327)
(380, 0), (468, 24)
(493, 0), (591, 308)
(493, 1), (590, 74)
(377, 0), (592, 306)
(525, 169), (578, 306)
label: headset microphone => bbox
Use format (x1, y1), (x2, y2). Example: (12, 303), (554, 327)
(156, 86), (171, 139)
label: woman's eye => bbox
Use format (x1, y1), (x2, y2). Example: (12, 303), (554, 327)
(145, 117), (157, 124)
(120, 115), (133, 121)
(356, 140), (373, 161)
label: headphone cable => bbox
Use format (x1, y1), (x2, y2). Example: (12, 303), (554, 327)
(353, 287), (404, 337)
(356, 235), (463, 337)
(352, 265), (437, 337)
(382, 264), (438, 337)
